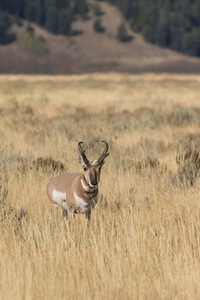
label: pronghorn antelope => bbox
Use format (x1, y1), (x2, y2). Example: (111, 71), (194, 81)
(46, 141), (109, 221)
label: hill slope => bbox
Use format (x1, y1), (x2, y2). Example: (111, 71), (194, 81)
(1, 0), (200, 74)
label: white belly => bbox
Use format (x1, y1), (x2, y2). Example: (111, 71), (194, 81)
(53, 190), (67, 210)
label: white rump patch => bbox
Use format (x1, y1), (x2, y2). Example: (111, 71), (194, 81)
(53, 190), (67, 210)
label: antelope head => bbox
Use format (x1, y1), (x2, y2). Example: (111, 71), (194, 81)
(78, 140), (109, 188)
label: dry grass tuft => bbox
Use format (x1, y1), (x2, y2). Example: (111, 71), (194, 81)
(32, 157), (66, 173)
(176, 147), (200, 186)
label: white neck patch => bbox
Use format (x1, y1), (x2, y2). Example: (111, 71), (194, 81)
(81, 179), (97, 191)
(88, 182), (98, 188)
(74, 192), (98, 213)
(81, 179), (91, 191)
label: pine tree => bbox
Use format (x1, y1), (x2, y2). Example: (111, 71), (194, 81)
(182, 29), (200, 56)
(25, 1), (39, 22)
(0, 11), (9, 44)
(117, 22), (129, 42)
(142, 25), (155, 43)
(45, 6), (58, 34)
(73, 0), (87, 18)
(58, 9), (73, 35)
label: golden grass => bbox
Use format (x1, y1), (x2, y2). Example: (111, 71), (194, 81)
(1, 73), (200, 299)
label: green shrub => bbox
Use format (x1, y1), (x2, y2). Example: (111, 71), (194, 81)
(117, 22), (129, 42)
(167, 107), (198, 127)
(18, 32), (48, 56)
(26, 22), (34, 35)
(32, 157), (65, 174)
(93, 19), (104, 32)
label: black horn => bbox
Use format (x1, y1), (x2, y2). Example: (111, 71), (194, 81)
(78, 142), (89, 165)
(97, 140), (109, 165)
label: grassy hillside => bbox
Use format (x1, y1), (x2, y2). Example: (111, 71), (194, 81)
(1, 1), (200, 74)
(1, 73), (200, 299)
(2, 0), (200, 58)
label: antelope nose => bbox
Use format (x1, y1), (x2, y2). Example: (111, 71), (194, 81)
(90, 175), (97, 186)
(91, 179), (97, 185)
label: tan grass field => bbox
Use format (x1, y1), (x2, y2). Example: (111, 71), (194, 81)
(1, 73), (200, 299)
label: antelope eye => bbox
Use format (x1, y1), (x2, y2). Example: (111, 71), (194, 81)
(83, 167), (87, 171)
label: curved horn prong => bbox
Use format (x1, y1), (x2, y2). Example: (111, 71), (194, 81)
(101, 140), (108, 153)
(97, 140), (109, 165)
(78, 142), (89, 165)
